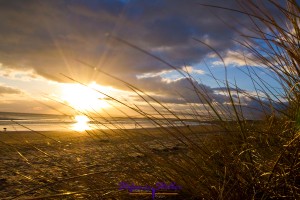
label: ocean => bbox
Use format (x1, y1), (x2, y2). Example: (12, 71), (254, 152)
(0, 112), (203, 132)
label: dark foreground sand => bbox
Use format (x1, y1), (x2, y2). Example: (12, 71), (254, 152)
(0, 125), (220, 199)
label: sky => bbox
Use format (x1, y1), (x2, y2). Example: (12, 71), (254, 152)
(0, 0), (289, 118)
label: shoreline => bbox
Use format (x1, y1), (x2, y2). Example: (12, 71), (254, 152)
(0, 124), (220, 144)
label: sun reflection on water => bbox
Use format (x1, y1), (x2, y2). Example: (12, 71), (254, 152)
(72, 115), (90, 131)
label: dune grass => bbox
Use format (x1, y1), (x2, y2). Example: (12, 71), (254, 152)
(90, 1), (299, 199)
(84, 1), (298, 198)
(0, 0), (299, 199)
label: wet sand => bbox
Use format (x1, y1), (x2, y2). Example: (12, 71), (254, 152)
(0, 125), (220, 199)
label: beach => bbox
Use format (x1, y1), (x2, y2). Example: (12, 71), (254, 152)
(0, 125), (220, 199)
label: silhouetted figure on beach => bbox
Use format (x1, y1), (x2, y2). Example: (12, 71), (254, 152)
(3, 128), (6, 132)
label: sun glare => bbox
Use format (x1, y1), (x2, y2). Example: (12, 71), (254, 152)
(61, 83), (109, 111)
(72, 115), (90, 131)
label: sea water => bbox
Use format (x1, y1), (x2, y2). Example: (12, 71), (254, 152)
(0, 112), (203, 132)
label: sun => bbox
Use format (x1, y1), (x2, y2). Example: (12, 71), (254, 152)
(72, 115), (90, 131)
(61, 83), (109, 111)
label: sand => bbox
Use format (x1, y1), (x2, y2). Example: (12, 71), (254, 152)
(0, 125), (220, 199)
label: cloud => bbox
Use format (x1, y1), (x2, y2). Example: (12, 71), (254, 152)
(0, 0), (284, 119)
(0, 0), (254, 86)
(128, 75), (286, 119)
(212, 50), (259, 67)
(130, 75), (230, 104)
(0, 63), (41, 81)
(0, 84), (22, 96)
(0, 99), (66, 114)
(183, 66), (205, 75)
(136, 65), (204, 80)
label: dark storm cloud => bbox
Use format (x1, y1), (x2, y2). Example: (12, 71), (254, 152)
(0, 0), (252, 84)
